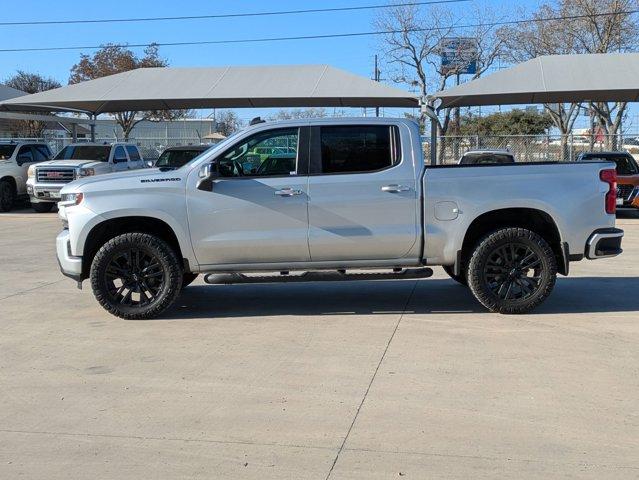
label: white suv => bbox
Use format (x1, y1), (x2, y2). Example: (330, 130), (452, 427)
(27, 142), (145, 212)
(0, 141), (52, 212)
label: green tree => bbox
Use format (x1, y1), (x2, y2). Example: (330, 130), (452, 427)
(460, 109), (554, 136)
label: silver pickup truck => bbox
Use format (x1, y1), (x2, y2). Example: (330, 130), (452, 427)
(56, 118), (623, 319)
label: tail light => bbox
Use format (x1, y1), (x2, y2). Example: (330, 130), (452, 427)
(600, 168), (617, 214)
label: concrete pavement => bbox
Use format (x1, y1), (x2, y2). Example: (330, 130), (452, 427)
(1, 209), (638, 479)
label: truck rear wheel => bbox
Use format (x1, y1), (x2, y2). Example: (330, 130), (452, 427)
(90, 233), (183, 319)
(0, 180), (16, 212)
(467, 228), (557, 314)
(442, 265), (467, 286)
(32, 202), (54, 213)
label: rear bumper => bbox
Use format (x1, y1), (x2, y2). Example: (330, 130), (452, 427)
(585, 228), (624, 259)
(56, 229), (83, 281)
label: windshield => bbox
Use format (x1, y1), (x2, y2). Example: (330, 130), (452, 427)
(156, 149), (208, 169)
(54, 145), (111, 162)
(0, 145), (17, 160)
(580, 153), (639, 175)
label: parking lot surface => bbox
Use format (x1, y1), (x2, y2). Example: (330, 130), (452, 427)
(1, 209), (639, 479)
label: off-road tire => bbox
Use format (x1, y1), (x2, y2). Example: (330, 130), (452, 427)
(442, 265), (467, 286)
(467, 228), (557, 314)
(181, 272), (199, 289)
(32, 202), (54, 213)
(90, 233), (183, 319)
(0, 180), (16, 212)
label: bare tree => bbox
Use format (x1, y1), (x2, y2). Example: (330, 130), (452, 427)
(215, 111), (243, 137)
(69, 44), (189, 140)
(499, 0), (639, 153)
(270, 108), (327, 120)
(376, 3), (503, 160)
(5, 71), (61, 137)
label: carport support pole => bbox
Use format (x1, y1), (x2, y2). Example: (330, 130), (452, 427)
(71, 123), (77, 143)
(90, 114), (96, 142)
(421, 99), (439, 166)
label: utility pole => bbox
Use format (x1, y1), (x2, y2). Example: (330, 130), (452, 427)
(374, 55), (381, 117)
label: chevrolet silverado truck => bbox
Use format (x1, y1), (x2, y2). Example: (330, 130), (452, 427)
(0, 141), (52, 211)
(27, 142), (145, 212)
(55, 118), (624, 319)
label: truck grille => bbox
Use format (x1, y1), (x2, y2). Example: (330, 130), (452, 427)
(36, 167), (75, 184)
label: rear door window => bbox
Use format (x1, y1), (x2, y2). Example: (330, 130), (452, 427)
(318, 125), (399, 174)
(126, 145), (141, 161)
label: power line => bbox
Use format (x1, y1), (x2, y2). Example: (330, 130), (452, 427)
(0, 0), (470, 26)
(0, 9), (637, 53)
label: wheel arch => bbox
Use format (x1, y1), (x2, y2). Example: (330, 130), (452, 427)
(459, 207), (566, 275)
(81, 216), (191, 280)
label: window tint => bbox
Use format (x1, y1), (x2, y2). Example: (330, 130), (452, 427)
(113, 146), (128, 163)
(156, 149), (206, 169)
(218, 128), (298, 177)
(126, 145), (141, 161)
(320, 125), (397, 174)
(54, 145), (110, 161)
(16, 146), (34, 165)
(33, 146), (50, 162)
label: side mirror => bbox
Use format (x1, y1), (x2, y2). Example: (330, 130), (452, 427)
(197, 162), (216, 191)
(198, 163), (213, 179)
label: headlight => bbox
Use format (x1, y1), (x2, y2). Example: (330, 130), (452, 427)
(28, 165), (36, 178)
(59, 192), (84, 206)
(78, 167), (95, 177)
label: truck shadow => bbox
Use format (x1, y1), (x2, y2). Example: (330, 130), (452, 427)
(157, 276), (639, 320)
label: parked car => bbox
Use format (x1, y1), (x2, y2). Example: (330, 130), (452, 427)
(27, 142), (145, 213)
(152, 145), (212, 169)
(459, 149), (516, 165)
(576, 151), (639, 210)
(56, 118), (623, 319)
(0, 141), (52, 212)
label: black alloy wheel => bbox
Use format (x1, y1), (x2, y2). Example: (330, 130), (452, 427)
(467, 228), (557, 314)
(91, 233), (183, 319)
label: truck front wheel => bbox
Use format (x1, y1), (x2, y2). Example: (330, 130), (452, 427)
(0, 180), (16, 212)
(90, 233), (183, 319)
(467, 228), (557, 314)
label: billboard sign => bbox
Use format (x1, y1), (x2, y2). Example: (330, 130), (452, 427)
(440, 37), (478, 75)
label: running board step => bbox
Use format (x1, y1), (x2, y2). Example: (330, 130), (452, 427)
(203, 268), (433, 285)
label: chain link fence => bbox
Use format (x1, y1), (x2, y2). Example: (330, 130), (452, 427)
(426, 133), (639, 164)
(0, 136), (217, 160)
(4, 133), (639, 164)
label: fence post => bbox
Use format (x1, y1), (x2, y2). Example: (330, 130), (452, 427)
(569, 134), (573, 162)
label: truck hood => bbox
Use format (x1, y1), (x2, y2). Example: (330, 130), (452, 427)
(36, 159), (105, 169)
(62, 168), (171, 191)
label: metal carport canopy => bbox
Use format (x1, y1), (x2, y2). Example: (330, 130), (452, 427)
(0, 84), (26, 102)
(434, 53), (639, 109)
(0, 65), (419, 114)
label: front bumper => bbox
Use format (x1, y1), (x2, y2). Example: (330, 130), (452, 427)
(27, 181), (65, 203)
(585, 228), (624, 259)
(56, 229), (83, 281)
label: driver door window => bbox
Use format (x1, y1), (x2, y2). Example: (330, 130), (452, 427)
(113, 146), (129, 170)
(218, 128), (299, 177)
(16, 146), (34, 166)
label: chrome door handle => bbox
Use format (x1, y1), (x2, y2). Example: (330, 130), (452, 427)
(274, 188), (303, 197)
(381, 184), (411, 193)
